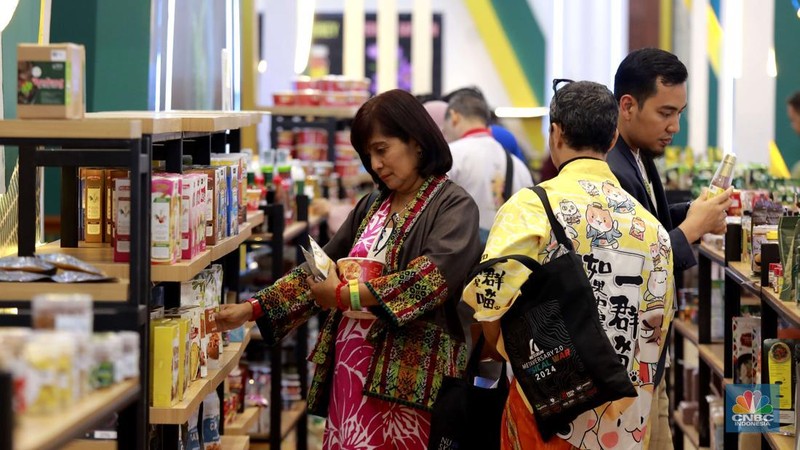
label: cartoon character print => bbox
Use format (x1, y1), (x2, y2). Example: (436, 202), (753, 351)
(585, 203), (622, 249)
(559, 199), (581, 225)
(629, 217), (646, 241)
(541, 213), (580, 263)
(657, 225), (671, 262)
(644, 269), (668, 304)
(579, 180), (600, 196)
(602, 181), (636, 214)
(637, 300), (666, 384)
(649, 243), (661, 269)
(594, 392), (651, 449)
(557, 408), (601, 449)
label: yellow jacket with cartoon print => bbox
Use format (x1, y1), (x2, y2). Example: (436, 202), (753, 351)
(463, 158), (675, 450)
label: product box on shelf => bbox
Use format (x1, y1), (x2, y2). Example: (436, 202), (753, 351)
(202, 268), (222, 370)
(163, 311), (190, 401)
(764, 339), (799, 435)
(113, 178), (131, 262)
(733, 316), (761, 384)
(17, 43), (85, 119)
(194, 173), (208, 252)
(181, 278), (209, 378)
(187, 166), (226, 246)
(150, 318), (179, 407)
(180, 174), (199, 261)
(151, 175), (182, 264)
(105, 169), (127, 241)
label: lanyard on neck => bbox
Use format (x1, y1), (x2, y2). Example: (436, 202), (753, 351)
(461, 128), (492, 139)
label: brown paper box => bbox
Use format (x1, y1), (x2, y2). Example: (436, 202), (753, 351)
(17, 43), (85, 119)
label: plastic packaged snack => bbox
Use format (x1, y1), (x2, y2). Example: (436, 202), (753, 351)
(0, 328), (33, 413)
(51, 270), (114, 283)
(32, 293), (93, 335)
(0, 256), (55, 273)
(37, 253), (105, 276)
(0, 270), (52, 282)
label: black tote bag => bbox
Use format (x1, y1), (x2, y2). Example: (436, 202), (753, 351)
(427, 335), (508, 450)
(476, 186), (636, 440)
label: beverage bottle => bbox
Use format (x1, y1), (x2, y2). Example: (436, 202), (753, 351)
(708, 153), (736, 198)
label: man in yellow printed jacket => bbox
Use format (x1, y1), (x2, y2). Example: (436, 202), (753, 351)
(464, 80), (674, 450)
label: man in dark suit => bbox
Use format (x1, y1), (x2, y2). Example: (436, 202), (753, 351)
(607, 48), (732, 449)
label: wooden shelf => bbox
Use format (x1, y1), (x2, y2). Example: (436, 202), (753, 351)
(247, 210), (265, 228)
(13, 379), (140, 450)
(259, 105), (359, 119)
(673, 319), (699, 345)
(225, 406), (259, 435)
(761, 287), (800, 328)
(725, 261), (762, 297)
(698, 242), (725, 265)
(209, 222), (254, 261)
(698, 343), (725, 377)
(0, 119), (142, 139)
(249, 221), (308, 244)
(250, 401), (307, 442)
(37, 241), (213, 282)
(0, 278), (130, 302)
(673, 413), (700, 449)
(85, 112), (183, 135)
(764, 432), (795, 450)
(220, 435), (250, 450)
(62, 440), (115, 450)
(150, 323), (253, 424)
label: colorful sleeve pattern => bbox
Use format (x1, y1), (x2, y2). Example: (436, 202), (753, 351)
(252, 266), (321, 346)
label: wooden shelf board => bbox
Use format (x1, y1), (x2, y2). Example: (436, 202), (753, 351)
(698, 343), (725, 377)
(0, 278), (130, 302)
(210, 222), (253, 261)
(220, 435), (250, 450)
(764, 432), (795, 450)
(673, 413), (700, 449)
(249, 221), (308, 244)
(247, 210), (265, 228)
(150, 324), (252, 424)
(726, 261), (761, 297)
(167, 110), (257, 129)
(0, 119), (142, 140)
(85, 112), (183, 135)
(698, 242), (725, 265)
(761, 288), (800, 328)
(62, 440), (116, 450)
(673, 319), (699, 346)
(252, 401), (307, 442)
(14, 379), (140, 450)
(225, 406), (260, 435)
(258, 105), (359, 119)
(37, 241), (213, 282)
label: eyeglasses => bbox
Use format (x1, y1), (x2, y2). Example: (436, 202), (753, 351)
(552, 78), (575, 95)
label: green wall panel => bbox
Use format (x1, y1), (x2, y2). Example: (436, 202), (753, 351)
(490, 0), (546, 105)
(775, 0), (800, 168)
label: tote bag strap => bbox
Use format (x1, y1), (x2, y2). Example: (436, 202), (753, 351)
(465, 333), (509, 388)
(503, 151), (514, 202)
(529, 186), (574, 252)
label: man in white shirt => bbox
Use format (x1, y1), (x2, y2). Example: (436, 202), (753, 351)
(442, 92), (533, 241)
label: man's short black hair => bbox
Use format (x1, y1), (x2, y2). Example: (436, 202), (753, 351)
(789, 91), (800, 113)
(614, 48), (688, 106)
(550, 81), (619, 154)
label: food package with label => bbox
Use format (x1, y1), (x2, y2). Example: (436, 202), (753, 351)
(764, 339), (799, 435)
(181, 277), (209, 378)
(733, 316), (761, 384)
(17, 43), (85, 119)
(150, 319), (179, 407)
(152, 175), (182, 264)
(164, 310), (191, 400)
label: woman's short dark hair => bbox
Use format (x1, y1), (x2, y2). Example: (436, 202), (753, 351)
(614, 48), (688, 106)
(351, 89), (453, 191)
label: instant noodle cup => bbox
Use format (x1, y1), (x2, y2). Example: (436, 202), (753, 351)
(337, 257), (385, 282)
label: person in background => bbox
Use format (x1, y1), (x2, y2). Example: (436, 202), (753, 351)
(606, 47), (732, 449)
(464, 80), (674, 450)
(442, 91), (533, 242)
(423, 99), (448, 131)
(489, 123), (528, 164)
(217, 89), (482, 449)
(788, 91), (800, 136)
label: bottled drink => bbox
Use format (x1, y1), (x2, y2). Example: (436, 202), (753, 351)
(708, 153), (737, 198)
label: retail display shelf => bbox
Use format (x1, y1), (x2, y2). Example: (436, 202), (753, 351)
(0, 278), (130, 302)
(249, 221), (309, 244)
(220, 435), (250, 450)
(764, 432), (795, 450)
(698, 243), (725, 265)
(259, 105), (359, 119)
(673, 414), (700, 449)
(225, 406), (260, 435)
(725, 261), (761, 297)
(85, 112), (183, 136)
(0, 119), (142, 139)
(761, 288), (800, 328)
(247, 210), (265, 228)
(673, 319), (699, 345)
(250, 401), (307, 442)
(209, 222), (254, 261)
(37, 241), (213, 282)
(62, 440), (116, 450)
(13, 379), (140, 450)
(149, 323), (252, 424)
(167, 109), (261, 129)
(698, 343), (725, 377)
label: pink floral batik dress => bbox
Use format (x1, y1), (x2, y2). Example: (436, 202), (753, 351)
(322, 195), (432, 450)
